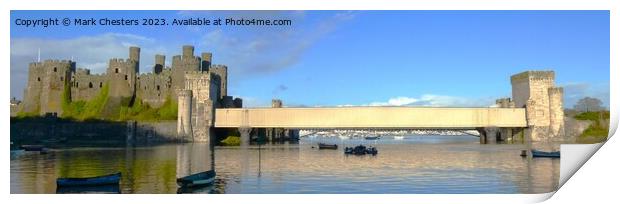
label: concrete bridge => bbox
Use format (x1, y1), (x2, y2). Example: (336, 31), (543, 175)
(214, 107), (527, 144)
(214, 107), (527, 129)
(178, 70), (566, 146)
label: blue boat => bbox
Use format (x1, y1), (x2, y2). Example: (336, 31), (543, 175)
(177, 170), (216, 187)
(56, 172), (121, 187)
(531, 150), (560, 158)
(56, 184), (121, 194)
(521, 150), (560, 158)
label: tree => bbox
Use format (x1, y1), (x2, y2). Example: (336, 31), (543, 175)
(574, 97), (604, 112)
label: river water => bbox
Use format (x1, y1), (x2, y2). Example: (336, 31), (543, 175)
(10, 135), (559, 194)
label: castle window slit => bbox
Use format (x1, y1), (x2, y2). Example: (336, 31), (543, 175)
(89, 82), (93, 88)
(99, 82), (102, 88)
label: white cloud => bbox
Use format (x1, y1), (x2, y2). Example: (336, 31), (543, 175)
(10, 33), (169, 99)
(361, 95), (496, 107)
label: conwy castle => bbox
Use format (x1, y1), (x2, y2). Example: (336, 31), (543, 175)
(19, 45), (243, 142)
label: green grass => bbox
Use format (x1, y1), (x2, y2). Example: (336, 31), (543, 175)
(61, 83), (110, 120)
(58, 83), (177, 122)
(574, 111), (610, 122)
(118, 96), (177, 121)
(221, 136), (241, 146)
(575, 111), (610, 143)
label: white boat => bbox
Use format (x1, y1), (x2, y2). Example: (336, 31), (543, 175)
(339, 135), (350, 140)
(394, 136), (404, 140)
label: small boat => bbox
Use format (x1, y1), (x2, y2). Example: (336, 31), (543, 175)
(520, 150), (560, 158)
(364, 136), (380, 140)
(344, 145), (378, 155)
(394, 136), (404, 140)
(177, 184), (216, 194)
(338, 135), (350, 140)
(57, 172), (121, 187)
(56, 184), (121, 194)
(318, 143), (338, 149)
(532, 150), (560, 158)
(20, 145), (44, 151)
(366, 146), (378, 155)
(40, 148), (50, 155)
(177, 170), (216, 187)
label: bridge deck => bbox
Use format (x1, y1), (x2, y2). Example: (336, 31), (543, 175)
(214, 107), (527, 129)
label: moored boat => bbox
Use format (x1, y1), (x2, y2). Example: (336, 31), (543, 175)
(394, 136), (404, 140)
(56, 172), (121, 187)
(56, 184), (121, 194)
(177, 170), (216, 187)
(344, 145), (378, 155)
(364, 136), (380, 140)
(20, 145), (44, 151)
(520, 149), (560, 158)
(318, 143), (338, 149)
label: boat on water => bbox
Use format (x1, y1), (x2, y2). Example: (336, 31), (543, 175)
(520, 150), (560, 158)
(57, 172), (121, 187)
(318, 143), (338, 149)
(177, 170), (216, 188)
(338, 135), (350, 140)
(177, 184), (216, 194)
(344, 145), (378, 155)
(20, 145), (44, 151)
(394, 136), (404, 140)
(364, 136), (380, 140)
(56, 184), (121, 194)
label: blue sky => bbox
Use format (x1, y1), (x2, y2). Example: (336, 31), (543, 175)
(10, 11), (610, 108)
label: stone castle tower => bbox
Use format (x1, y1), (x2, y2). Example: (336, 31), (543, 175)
(511, 71), (565, 142)
(21, 60), (76, 115)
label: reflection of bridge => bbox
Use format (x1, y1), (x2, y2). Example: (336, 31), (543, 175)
(179, 70), (566, 146)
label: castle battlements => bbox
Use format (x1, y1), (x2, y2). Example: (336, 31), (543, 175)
(75, 68), (91, 75)
(510, 70), (555, 83)
(548, 86), (563, 93)
(29, 60), (74, 68)
(172, 55), (201, 62)
(210, 64), (228, 69)
(109, 58), (137, 64)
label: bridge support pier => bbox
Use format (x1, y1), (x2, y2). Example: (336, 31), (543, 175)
(239, 127), (251, 146)
(484, 127), (499, 144)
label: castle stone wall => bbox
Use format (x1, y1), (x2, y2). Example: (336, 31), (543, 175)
(71, 69), (107, 101)
(136, 69), (172, 108)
